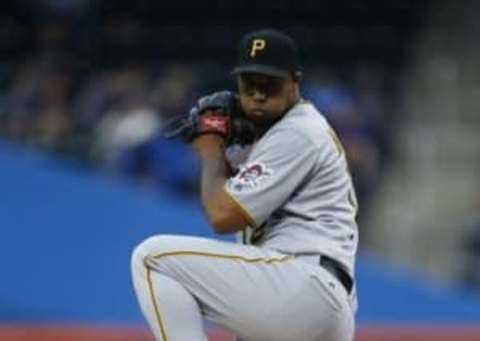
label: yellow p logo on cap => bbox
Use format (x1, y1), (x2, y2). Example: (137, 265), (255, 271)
(250, 39), (266, 57)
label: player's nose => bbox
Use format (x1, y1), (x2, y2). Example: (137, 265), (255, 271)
(252, 89), (267, 102)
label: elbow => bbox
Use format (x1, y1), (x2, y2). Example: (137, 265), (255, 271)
(207, 209), (242, 234)
(210, 213), (238, 234)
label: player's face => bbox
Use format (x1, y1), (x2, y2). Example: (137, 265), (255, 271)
(237, 73), (299, 127)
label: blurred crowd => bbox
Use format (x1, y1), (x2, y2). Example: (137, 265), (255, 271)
(0, 55), (202, 194)
(0, 1), (425, 228)
(0, 52), (392, 223)
(462, 195), (480, 290)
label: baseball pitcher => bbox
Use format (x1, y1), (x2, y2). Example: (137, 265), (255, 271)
(131, 28), (358, 341)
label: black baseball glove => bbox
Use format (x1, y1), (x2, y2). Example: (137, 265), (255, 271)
(163, 91), (257, 146)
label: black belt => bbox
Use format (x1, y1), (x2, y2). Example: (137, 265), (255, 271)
(319, 255), (353, 294)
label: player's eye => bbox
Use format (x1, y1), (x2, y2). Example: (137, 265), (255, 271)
(241, 76), (284, 97)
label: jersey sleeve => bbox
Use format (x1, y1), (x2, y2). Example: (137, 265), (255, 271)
(224, 128), (318, 226)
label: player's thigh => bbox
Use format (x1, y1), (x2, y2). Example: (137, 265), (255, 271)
(131, 234), (284, 273)
(131, 235), (293, 313)
(131, 234), (289, 290)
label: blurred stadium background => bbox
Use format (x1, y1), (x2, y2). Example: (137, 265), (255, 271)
(1, 0), (480, 340)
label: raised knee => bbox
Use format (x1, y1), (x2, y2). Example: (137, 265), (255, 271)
(131, 234), (187, 270)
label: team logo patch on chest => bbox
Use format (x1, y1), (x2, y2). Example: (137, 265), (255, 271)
(229, 162), (272, 192)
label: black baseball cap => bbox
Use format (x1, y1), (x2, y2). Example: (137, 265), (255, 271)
(232, 28), (301, 79)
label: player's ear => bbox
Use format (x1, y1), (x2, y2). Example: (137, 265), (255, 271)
(292, 71), (302, 83)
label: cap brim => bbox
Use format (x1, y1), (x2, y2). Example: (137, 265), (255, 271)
(231, 64), (290, 79)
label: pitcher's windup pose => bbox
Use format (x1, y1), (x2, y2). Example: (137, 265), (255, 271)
(131, 28), (359, 341)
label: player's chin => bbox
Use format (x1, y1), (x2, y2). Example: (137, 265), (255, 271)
(246, 111), (270, 125)
(246, 110), (282, 127)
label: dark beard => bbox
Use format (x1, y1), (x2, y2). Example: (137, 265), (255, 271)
(249, 114), (275, 126)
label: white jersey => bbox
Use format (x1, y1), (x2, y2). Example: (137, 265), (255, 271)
(132, 100), (357, 341)
(225, 100), (359, 275)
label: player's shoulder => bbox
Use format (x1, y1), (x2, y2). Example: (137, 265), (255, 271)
(271, 100), (331, 146)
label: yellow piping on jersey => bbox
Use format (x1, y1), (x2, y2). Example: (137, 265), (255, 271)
(145, 266), (169, 340)
(149, 250), (292, 263)
(223, 185), (257, 227)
